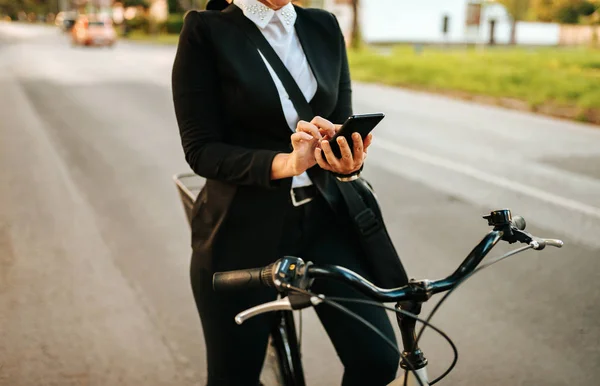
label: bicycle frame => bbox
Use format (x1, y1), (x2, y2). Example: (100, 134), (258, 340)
(269, 308), (430, 386)
(269, 310), (306, 386)
(389, 369), (430, 386)
(268, 297), (432, 386)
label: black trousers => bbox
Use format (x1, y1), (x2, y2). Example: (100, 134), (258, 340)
(190, 194), (400, 386)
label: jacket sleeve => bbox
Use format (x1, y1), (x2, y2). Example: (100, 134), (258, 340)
(172, 11), (283, 188)
(326, 13), (353, 125)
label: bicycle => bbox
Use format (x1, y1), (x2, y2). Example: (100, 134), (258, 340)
(174, 173), (564, 385)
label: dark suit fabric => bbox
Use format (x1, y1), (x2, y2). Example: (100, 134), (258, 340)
(172, 4), (399, 385)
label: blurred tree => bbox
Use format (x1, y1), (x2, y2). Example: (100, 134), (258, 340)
(557, 2), (581, 22)
(176, 0), (209, 11)
(530, 0), (559, 21)
(530, 0), (599, 23)
(0, 0), (53, 19)
(556, 1), (599, 23)
(0, 0), (18, 18)
(578, 0), (598, 16)
(350, 0), (360, 49)
(123, 0), (150, 9)
(497, 0), (532, 44)
(168, 0), (179, 12)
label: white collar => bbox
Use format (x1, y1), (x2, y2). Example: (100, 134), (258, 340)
(235, 0), (297, 32)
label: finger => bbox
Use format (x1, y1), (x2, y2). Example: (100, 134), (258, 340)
(337, 136), (354, 169)
(317, 123), (335, 139)
(315, 147), (333, 171)
(320, 140), (341, 169)
(292, 131), (313, 142)
(291, 131), (313, 147)
(363, 133), (373, 151)
(353, 133), (364, 160)
(322, 124), (343, 141)
(311, 116), (335, 138)
(296, 121), (322, 140)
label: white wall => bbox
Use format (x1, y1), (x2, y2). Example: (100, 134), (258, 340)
(515, 22), (560, 45)
(477, 3), (560, 45)
(323, 0), (353, 41)
(348, 0), (560, 46)
(360, 0), (469, 44)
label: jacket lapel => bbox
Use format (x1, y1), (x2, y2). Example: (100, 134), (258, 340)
(223, 4), (342, 213)
(293, 6), (327, 117)
(222, 4), (294, 137)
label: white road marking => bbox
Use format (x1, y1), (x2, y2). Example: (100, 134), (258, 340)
(373, 140), (600, 219)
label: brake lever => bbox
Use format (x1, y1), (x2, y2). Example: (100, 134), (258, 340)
(235, 298), (293, 325)
(530, 238), (564, 250)
(234, 293), (323, 325)
(508, 228), (563, 250)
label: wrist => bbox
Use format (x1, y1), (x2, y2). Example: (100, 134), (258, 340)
(332, 164), (363, 182)
(271, 153), (291, 180)
(335, 173), (360, 182)
(271, 153), (304, 180)
(285, 152), (306, 177)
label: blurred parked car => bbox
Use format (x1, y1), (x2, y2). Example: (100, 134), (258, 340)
(71, 15), (117, 47)
(56, 11), (77, 32)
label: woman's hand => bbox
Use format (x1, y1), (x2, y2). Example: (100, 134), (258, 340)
(314, 124), (373, 175)
(285, 119), (324, 176)
(270, 116), (373, 180)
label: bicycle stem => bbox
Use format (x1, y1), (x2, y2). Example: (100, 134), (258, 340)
(396, 300), (428, 371)
(395, 230), (504, 372)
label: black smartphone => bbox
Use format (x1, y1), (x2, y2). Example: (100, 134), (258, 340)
(328, 113), (385, 158)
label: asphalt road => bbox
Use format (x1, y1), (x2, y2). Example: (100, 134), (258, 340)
(1, 23), (599, 386)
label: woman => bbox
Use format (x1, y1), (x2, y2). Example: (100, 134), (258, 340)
(171, 0), (400, 384)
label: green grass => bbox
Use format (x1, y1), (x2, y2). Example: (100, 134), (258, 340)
(123, 32), (600, 123)
(348, 45), (600, 116)
(124, 30), (180, 45)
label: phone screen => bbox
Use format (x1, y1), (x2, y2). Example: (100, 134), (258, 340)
(328, 113), (385, 158)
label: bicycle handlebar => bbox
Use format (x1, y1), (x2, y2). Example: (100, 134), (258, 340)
(212, 211), (563, 306)
(297, 229), (506, 302)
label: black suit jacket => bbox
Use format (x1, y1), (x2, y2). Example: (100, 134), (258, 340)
(172, 4), (352, 271)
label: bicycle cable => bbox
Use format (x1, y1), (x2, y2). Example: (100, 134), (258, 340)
(326, 297), (458, 386)
(416, 244), (533, 384)
(298, 310), (303, 353)
(286, 285), (425, 386)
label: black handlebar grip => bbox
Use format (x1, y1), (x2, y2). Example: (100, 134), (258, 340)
(212, 263), (275, 292)
(213, 268), (264, 292)
(512, 215), (526, 230)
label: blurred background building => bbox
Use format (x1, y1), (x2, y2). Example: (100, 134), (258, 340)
(354, 0), (596, 46)
(1, 0), (599, 46)
(323, 0), (599, 47)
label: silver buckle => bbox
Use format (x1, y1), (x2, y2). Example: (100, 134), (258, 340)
(290, 188), (314, 207)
